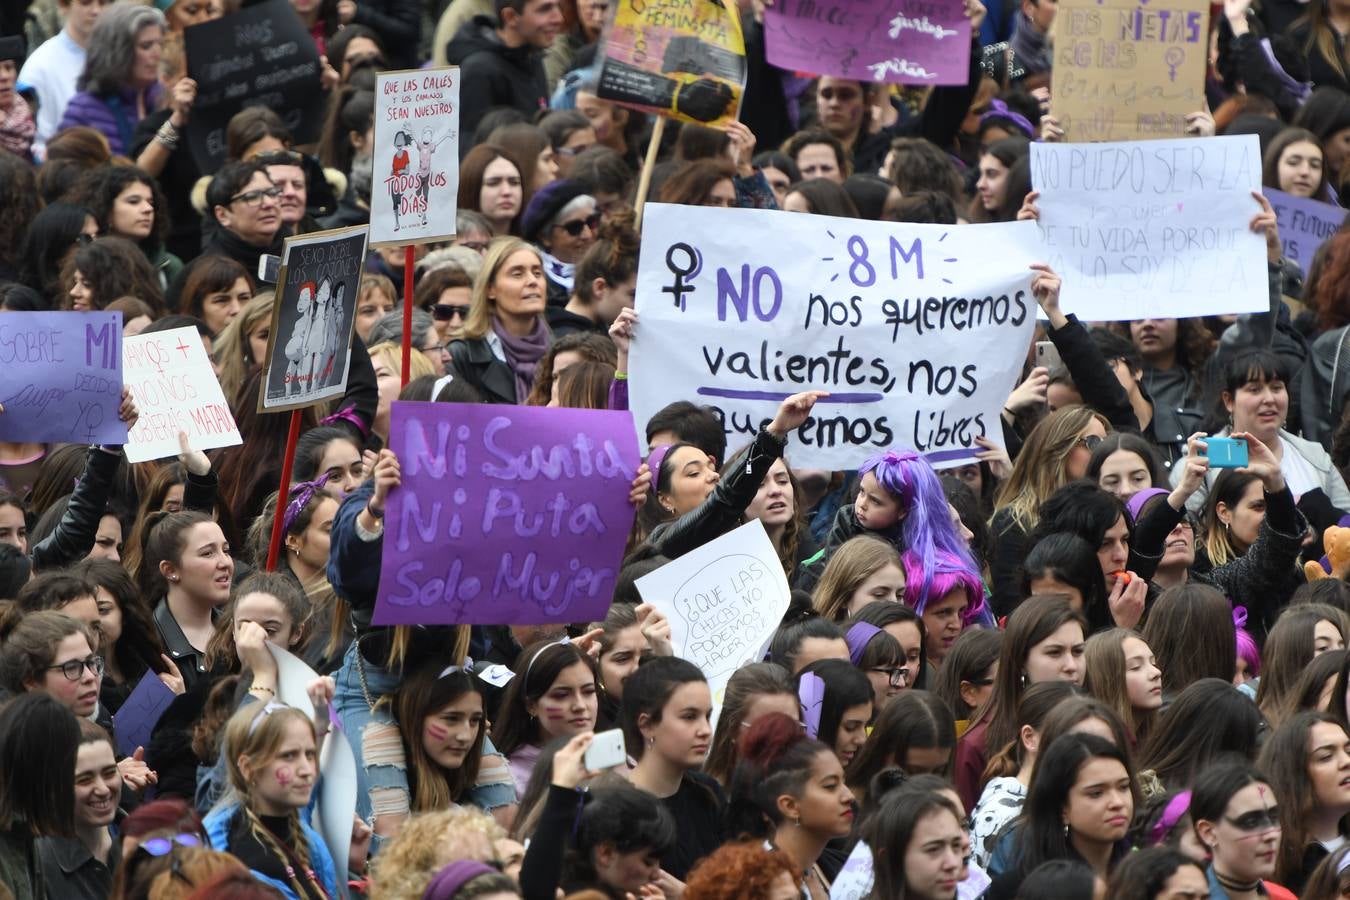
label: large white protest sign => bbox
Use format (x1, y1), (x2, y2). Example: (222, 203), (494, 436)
(631, 204), (1040, 469)
(370, 68), (460, 247)
(1029, 135), (1267, 321)
(636, 519), (792, 725)
(122, 327), (241, 463)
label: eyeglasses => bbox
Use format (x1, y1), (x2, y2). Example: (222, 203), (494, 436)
(47, 655), (104, 681)
(140, 834), (203, 857)
(869, 666), (909, 688)
(1225, 808), (1281, 833)
(820, 86), (860, 101)
(555, 213), (601, 237)
(229, 186), (282, 207)
(558, 143), (595, 158)
(433, 304), (470, 321)
(1077, 434), (1103, 451)
(75, 233), (95, 246)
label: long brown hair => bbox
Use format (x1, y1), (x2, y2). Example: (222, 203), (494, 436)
(394, 664), (486, 811)
(1083, 628), (1157, 741)
(993, 405), (1109, 532)
(704, 662), (795, 787)
(1259, 711), (1348, 888)
(978, 595), (1087, 761)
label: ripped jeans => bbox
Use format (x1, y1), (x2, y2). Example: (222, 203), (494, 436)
(333, 641), (517, 854)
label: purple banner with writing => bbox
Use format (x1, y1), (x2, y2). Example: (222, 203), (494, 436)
(113, 670), (175, 758)
(0, 311), (126, 444)
(1265, 188), (1348, 276)
(373, 402), (641, 626)
(764, 0), (970, 85)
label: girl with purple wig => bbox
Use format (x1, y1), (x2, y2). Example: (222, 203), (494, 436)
(903, 550), (988, 669)
(805, 449), (991, 636)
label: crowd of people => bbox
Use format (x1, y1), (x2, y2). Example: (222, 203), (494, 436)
(3, 0), (1350, 896)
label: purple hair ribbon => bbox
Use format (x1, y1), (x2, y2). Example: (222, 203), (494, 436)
(280, 471), (333, 538)
(1149, 791), (1191, 846)
(845, 622), (883, 667)
(980, 98), (1036, 138)
(319, 404), (370, 438)
(1232, 606), (1248, 629)
(799, 672), (825, 740)
(882, 449), (920, 465)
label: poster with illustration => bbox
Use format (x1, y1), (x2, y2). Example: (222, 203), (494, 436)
(370, 67), (460, 247)
(258, 226), (369, 412)
(596, 0), (745, 127)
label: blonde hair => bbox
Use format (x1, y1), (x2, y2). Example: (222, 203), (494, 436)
(213, 291), (275, 405)
(992, 405), (1109, 532)
(368, 341), (435, 383)
(462, 238), (542, 341)
(370, 807), (505, 900)
(220, 702), (319, 898)
(811, 535), (904, 622)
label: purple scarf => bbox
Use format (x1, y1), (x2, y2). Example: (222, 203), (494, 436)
(492, 317), (551, 403)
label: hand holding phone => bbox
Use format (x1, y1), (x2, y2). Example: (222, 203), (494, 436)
(583, 728), (628, 772)
(1203, 436), (1249, 468)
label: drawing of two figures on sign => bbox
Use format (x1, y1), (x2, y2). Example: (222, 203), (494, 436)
(284, 277), (346, 395)
(389, 125), (452, 230)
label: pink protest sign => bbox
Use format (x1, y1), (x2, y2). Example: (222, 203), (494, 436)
(373, 402), (641, 626)
(763, 0), (970, 85)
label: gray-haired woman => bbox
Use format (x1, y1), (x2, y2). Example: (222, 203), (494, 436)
(58, 3), (166, 156)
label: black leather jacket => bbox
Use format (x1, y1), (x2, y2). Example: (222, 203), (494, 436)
(30, 446), (121, 572)
(646, 428), (785, 562)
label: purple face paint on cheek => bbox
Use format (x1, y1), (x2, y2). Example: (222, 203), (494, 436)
(426, 722), (450, 742)
(274, 765), (293, 788)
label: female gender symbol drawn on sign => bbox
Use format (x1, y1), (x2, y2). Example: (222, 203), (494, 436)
(663, 242), (702, 311)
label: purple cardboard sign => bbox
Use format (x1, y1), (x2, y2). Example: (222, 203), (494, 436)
(1265, 188), (1348, 276)
(373, 402), (641, 626)
(113, 670), (176, 758)
(0, 311), (127, 444)
(764, 0), (970, 85)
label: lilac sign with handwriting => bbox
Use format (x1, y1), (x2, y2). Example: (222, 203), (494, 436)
(1265, 188), (1348, 276)
(764, 0), (970, 85)
(113, 670), (175, 758)
(373, 402), (641, 626)
(0, 311), (126, 444)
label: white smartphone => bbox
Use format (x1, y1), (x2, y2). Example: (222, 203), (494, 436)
(258, 254), (282, 285)
(1035, 340), (1063, 371)
(584, 728), (628, 771)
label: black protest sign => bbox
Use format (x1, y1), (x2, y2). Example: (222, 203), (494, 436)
(184, 0), (324, 173)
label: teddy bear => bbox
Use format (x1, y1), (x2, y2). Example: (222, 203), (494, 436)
(1306, 525), (1350, 582)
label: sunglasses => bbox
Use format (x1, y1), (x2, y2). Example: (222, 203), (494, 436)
(139, 833), (204, 857)
(1077, 434), (1103, 451)
(432, 304), (470, 321)
(555, 213), (601, 237)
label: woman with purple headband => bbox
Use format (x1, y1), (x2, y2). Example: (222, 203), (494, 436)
(636, 391), (827, 563)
